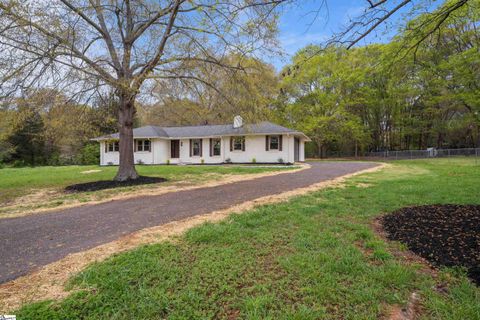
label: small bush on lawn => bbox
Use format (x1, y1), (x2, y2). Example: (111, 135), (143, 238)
(78, 143), (100, 165)
(12, 159), (28, 167)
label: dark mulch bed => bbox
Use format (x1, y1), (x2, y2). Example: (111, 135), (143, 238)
(65, 176), (167, 193)
(382, 204), (480, 285)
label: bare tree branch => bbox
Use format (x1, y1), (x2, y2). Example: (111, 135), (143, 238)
(0, 0), (286, 180)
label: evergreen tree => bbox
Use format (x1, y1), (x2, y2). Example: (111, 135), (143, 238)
(8, 106), (46, 166)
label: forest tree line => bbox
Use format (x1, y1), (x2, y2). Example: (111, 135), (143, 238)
(0, 90), (119, 166)
(0, 0), (478, 165)
(276, 0), (479, 157)
(0, 54), (279, 167)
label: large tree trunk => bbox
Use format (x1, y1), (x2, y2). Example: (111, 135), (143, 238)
(114, 95), (139, 181)
(436, 132), (444, 149)
(316, 141), (322, 158)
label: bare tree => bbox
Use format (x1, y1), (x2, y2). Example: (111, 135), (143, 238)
(0, 0), (286, 180)
(287, 0), (473, 65)
(331, 0), (471, 51)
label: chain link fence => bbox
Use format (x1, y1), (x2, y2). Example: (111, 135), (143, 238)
(365, 148), (480, 160)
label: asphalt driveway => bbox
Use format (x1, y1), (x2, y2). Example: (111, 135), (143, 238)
(0, 161), (378, 283)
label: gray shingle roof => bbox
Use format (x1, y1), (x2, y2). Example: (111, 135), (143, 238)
(93, 121), (309, 140)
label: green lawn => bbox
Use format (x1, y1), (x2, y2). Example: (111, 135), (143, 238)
(0, 164), (292, 206)
(15, 159), (480, 319)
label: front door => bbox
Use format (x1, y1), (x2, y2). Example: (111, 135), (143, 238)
(294, 138), (300, 162)
(171, 140), (180, 158)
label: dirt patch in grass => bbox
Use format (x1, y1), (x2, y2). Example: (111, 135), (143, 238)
(382, 204), (480, 285)
(5, 189), (61, 207)
(80, 169), (102, 174)
(384, 292), (421, 320)
(354, 182), (371, 188)
(65, 176), (167, 192)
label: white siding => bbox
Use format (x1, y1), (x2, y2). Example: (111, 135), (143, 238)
(224, 135), (293, 164)
(100, 139), (166, 165)
(154, 139), (169, 164)
(99, 134), (304, 165)
(134, 151), (153, 164)
(101, 141), (119, 165)
(299, 139), (305, 162)
(178, 138), (224, 164)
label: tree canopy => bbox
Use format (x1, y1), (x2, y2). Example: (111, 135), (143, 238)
(0, 0), (478, 165)
(276, 0), (479, 157)
(140, 54), (279, 126)
(0, 0), (284, 179)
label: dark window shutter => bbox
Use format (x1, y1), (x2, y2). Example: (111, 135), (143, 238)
(189, 139), (192, 157)
(242, 137), (245, 151)
(265, 136), (269, 151)
(209, 138), (213, 157)
(230, 137), (233, 151)
(279, 135), (283, 151)
(199, 139), (203, 157)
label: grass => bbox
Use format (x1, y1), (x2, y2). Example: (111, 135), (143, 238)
(0, 164), (293, 215)
(15, 158), (480, 319)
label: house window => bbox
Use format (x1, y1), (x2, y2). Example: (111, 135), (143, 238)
(231, 136), (245, 151)
(106, 141), (119, 152)
(136, 139), (151, 152)
(190, 139), (202, 157)
(266, 135), (282, 151)
(269, 136), (279, 150)
(210, 138), (221, 156)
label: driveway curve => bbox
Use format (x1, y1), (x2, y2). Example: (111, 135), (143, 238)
(0, 161), (378, 283)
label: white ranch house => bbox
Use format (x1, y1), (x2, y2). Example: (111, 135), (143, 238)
(93, 117), (310, 165)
